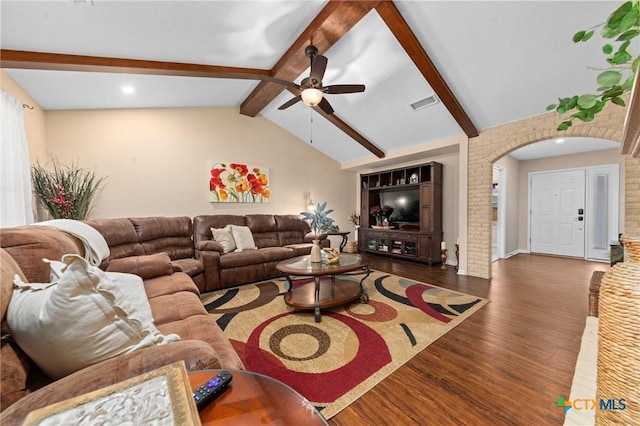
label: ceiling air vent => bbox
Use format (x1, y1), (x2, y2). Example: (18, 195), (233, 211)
(410, 95), (439, 112)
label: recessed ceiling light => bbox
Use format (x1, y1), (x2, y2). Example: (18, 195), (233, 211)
(121, 86), (135, 95)
(555, 138), (565, 144)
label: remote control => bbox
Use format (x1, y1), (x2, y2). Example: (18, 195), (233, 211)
(193, 370), (233, 410)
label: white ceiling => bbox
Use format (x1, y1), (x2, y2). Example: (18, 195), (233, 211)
(1, 0), (629, 167)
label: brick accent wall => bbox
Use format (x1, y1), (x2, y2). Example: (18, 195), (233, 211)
(467, 104), (634, 279)
(626, 155), (640, 236)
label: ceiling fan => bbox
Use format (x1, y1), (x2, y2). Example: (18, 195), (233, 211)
(275, 45), (365, 115)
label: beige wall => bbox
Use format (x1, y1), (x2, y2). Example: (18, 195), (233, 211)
(494, 154), (520, 256)
(1, 70), (47, 165)
(44, 107), (356, 236)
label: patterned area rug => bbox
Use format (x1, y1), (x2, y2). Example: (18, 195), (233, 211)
(201, 270), (488, 419)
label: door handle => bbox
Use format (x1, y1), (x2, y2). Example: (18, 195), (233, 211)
(578, 216), (584, 221)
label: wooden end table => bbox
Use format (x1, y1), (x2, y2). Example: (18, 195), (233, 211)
(276, 253), (370, 322)
(189, 369), (327, 425)
(326, 231), (350, 252)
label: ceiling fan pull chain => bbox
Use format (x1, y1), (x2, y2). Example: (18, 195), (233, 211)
(310, 109), (313, 144)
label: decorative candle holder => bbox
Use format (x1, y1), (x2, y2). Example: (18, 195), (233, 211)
(455, 244), (460, 271)
(440, 249), (448, 269)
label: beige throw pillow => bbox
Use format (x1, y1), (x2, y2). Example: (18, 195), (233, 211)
(47, 258), (175, 343)
(229, 225), (257, 252)
(210, 226), (237, 253)
(7, 254), (179, 379)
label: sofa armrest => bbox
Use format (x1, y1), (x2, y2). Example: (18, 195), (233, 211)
(195, 240), (224, 254)
(105, 253), (174, 279)
(0, 340), (220, 424)
(197, 250), (222, 292)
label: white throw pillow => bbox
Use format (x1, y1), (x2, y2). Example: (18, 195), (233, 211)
(47, 259), (174, 342)
(7, 254), (179, 379)
(210, 226), (237, 253)
(229, 225), (257, 252)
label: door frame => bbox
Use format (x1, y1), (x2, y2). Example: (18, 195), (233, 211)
(493, 165), (506, 261)
(527, 164), (619, 261)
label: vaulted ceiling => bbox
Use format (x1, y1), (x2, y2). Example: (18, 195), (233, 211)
(0, 1), (625, 167)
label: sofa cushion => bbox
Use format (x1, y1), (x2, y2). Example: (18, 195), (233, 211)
(83, 218), (144, 267)
(275, 215), (311, 246)
(157, 315), (244, 370)
(8, 254), (179, 379)
(105, 253), (174, 280)
(219, 250), (265, 269)
(143, 271), (200, 299)
(259, 247), (296, 262)
(210, 227), (236, 253)
(171, 258), (204, 277)
(130, 217), (195, 260)
(193, 215), (246, 247)
(229, 225), (257, 252)
(246, 215), (279, 248)
(1, 249), (31, 410)
(147, 292), (209, 327)
(0, 226), (85, 284)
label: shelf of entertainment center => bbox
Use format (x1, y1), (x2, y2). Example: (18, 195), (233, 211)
(359, 161), (443, 265)
(359, 227), (434, 263)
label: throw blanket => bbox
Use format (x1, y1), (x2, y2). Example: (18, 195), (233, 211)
(34, 219), (110, 266)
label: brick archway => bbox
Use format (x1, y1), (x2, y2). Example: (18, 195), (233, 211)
(466, 105), (637, 279)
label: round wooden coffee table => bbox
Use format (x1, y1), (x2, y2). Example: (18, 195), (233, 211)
(189, 369), (327, 425)
(276, 253), (370, 322)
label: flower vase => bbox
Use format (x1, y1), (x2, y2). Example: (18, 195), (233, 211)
(596, 235), (640, 425)
(375, 217), (382, 227)
(310, 239), (323, 263)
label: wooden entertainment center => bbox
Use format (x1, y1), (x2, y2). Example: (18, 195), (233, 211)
(359, 162), (443, 265)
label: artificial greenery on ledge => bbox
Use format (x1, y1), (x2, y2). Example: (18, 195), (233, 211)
(32, 157), (106, 220)
(547, 0), (639, 131)
(300, 202), (336, 236)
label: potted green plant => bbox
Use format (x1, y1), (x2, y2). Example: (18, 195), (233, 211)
(31, 157), (106, 220)
(300, 202), (335, 263)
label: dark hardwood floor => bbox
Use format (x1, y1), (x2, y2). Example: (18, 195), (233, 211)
(328, 253), (609, 426)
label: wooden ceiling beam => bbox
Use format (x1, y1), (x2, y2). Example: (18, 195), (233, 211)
(313, 108), (386, 159)
(0, 49), (276, 81)
(376, 1), (479, 138)
(239, 0), (381, 118)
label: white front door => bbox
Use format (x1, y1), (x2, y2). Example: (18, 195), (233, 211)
(530, 170), (585, 257)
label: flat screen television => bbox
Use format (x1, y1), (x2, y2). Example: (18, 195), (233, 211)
(379, 189), (420, 223)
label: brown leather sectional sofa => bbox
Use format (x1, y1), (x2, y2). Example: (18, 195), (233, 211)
(85, 214), (326, 293)
(193, 214), (328, 291)
(0, 213), (325, 422)
(0, 225), (243, 424)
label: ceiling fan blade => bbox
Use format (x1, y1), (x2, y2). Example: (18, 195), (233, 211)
(317, 97), (334, 115)
(309, 55), (328, 84)
(278, 95), (302, 110)
(262, 76), (300, 89)
(323, 84), (365, 94)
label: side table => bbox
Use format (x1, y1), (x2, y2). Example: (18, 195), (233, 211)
(189, 369), (327, 425)
(326, 231), (350, 252)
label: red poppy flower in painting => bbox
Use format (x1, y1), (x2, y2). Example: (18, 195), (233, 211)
(209, 162), (269, 203)
(209, 168), (226, 192)
(230, 163), (249, 177)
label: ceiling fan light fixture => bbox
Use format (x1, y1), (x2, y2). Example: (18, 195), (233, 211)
(301, 88), (323, 106)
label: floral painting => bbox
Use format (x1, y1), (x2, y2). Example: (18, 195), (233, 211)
(208, 162), (270, 203)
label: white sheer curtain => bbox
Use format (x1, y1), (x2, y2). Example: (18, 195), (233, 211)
(1, 90), (34, 227)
